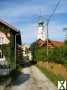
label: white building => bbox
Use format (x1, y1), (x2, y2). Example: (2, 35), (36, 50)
(37, 19), (47, 41)
(22, 44), (32, 61)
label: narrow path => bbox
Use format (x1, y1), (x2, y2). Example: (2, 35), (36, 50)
(31, 66), (57, 90)
(11, 66), (58, 90)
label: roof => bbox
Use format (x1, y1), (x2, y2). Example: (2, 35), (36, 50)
(36, 39), (64, 47)
(50, 40), (64, 47)
(0, 19), (19, 32)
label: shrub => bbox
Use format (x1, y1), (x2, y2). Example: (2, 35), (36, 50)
(31, 42), (67, 66)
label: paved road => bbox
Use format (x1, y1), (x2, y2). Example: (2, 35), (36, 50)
(11, 66), (58, 90)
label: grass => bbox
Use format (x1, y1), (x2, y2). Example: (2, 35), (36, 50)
(16, 65), (23, 72)
(37, 65), (65, 86)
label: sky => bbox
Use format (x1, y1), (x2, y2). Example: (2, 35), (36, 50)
(0, 0), (67, 44)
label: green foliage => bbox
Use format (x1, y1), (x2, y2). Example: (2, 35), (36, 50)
(0, 44), (11, 64)
(0, 26), (11, 64)
(10, 33), (16, 69)
(0, 26), (10, 33)
(31, 42), (67, 66)
(31, 42), (37, 60)
(64, 40), (67, 45)
(31, 42), (47, 61)
(0, 25), (16, 69)
(48, 47), (64, 64)
(36, 47), (47, 61)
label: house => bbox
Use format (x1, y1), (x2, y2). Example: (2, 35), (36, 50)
(0, 20), (22, 75)
(36, 39), (64, 48)
(22, 44), (32, 61)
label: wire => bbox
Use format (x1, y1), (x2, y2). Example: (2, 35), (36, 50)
(48, 0), (62, 23)
(46, 0), (62, 57)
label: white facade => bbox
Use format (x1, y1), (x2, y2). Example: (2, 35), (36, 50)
(22, 44), (32, 61)
(37, 21), (47, 41)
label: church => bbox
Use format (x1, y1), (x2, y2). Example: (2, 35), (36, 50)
(36, 18), (64, 48)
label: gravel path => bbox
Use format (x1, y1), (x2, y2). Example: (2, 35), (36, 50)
(11, 66), (58, 90)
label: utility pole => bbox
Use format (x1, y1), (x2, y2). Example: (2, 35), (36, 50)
(64, 27), (67, 43)
(15, 34), (17, 69)
(46, 0), (61, 58)
(46, 22), (48, 58)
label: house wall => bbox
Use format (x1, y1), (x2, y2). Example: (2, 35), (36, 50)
(0, 23), (16, 75)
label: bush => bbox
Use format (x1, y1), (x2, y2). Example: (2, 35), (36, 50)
(31, 41), (67, 66)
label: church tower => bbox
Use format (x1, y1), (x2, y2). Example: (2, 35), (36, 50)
(37, 17), (46, 41)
